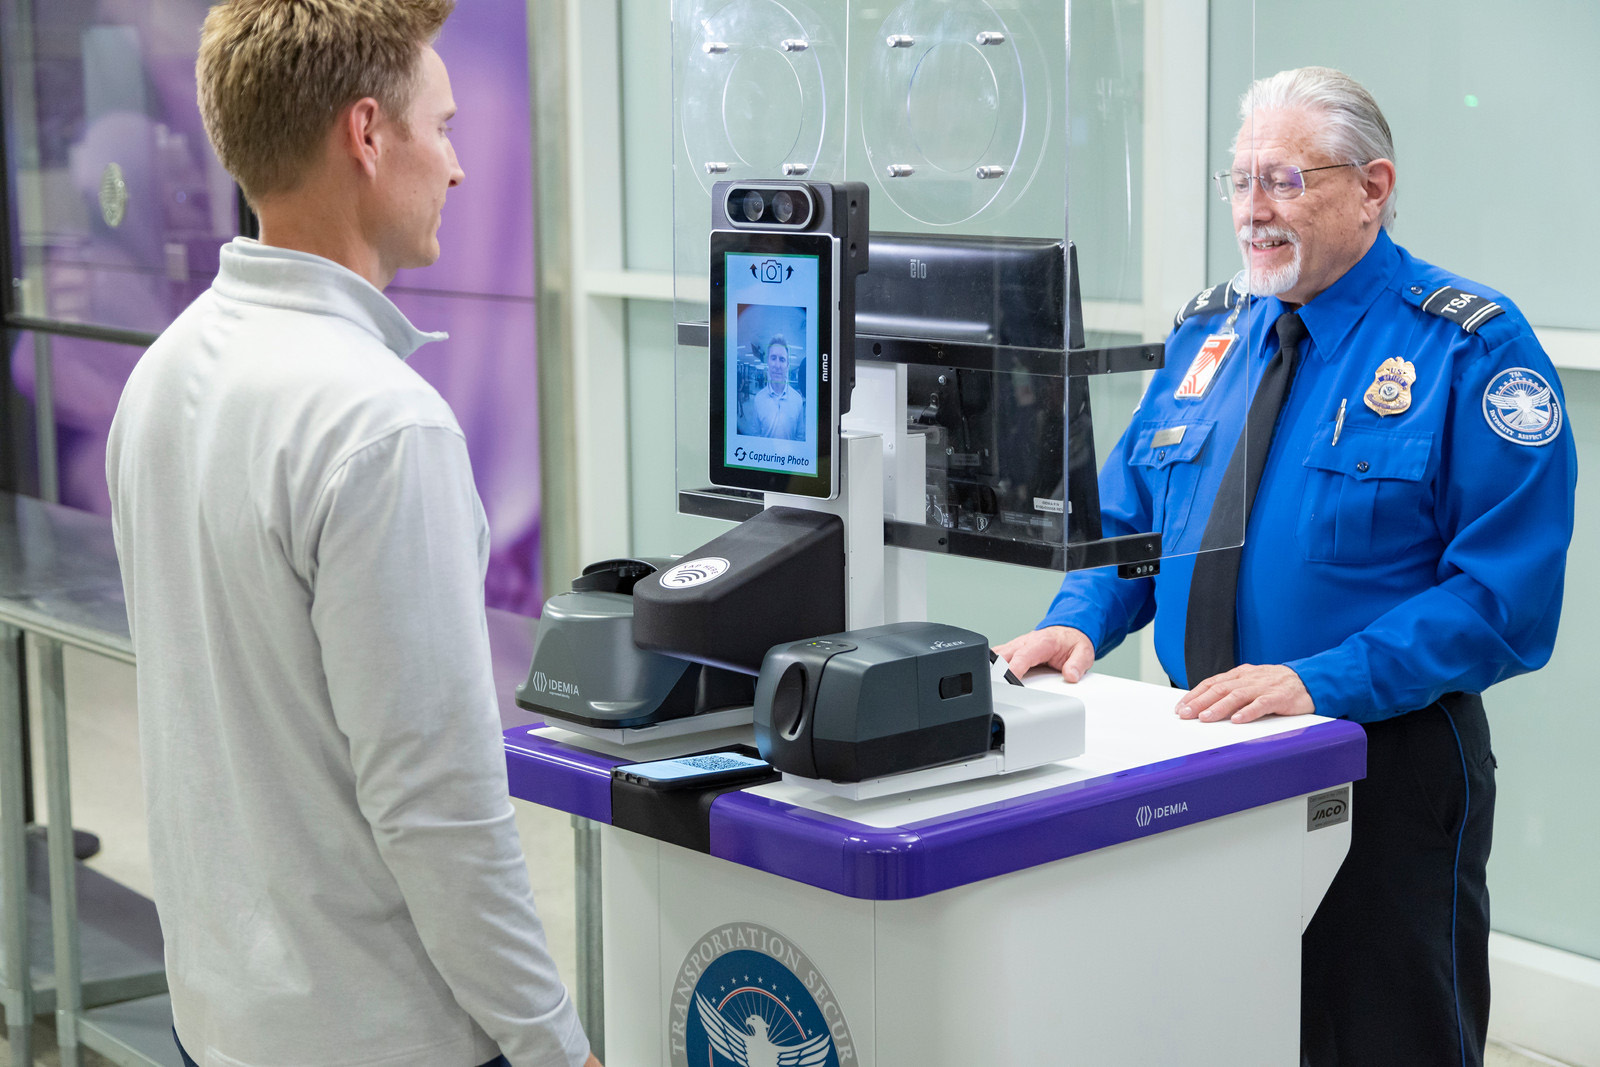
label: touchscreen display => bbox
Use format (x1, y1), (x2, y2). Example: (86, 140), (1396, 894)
(722, 250), (822, 477)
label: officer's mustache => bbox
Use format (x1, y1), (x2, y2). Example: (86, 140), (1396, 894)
(1236, 224), (1300, 251)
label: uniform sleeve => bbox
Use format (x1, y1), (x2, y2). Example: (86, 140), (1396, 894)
(306, 425), (591, 1067)
(1286, 328), (1577, 722)
(1038, 417), (1158, 654)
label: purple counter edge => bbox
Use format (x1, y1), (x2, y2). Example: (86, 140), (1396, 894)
(504, 719), (1367, 901)
(504, 725), (620, 823)
(708, 720), (1366, 900)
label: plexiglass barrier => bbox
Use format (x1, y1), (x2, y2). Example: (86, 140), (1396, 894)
(671, 0), (1254, 573)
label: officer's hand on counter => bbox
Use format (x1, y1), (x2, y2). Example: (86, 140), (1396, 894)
(584, 1055), (603, 1067)
(993, 626), (1096, 683)
(1176, 664), (1314, 724)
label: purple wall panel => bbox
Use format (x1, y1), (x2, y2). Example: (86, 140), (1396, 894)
(396, 290), (543, 613)
(393, 9), (537, 301)
(394, 2), (545, 612)
(7, 0), (546, 612)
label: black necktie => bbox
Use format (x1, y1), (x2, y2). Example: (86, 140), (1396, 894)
(1183, 310), (1307, 684)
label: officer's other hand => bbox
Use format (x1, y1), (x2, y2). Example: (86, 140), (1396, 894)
(1176, 663), (1314, 723)
(993, 626), (1096, 683)
(584, 1055), (604, 1067)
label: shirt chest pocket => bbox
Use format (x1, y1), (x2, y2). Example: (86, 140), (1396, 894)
(1129, 420), (1215, 546)
(1297, 425), (1434, 563)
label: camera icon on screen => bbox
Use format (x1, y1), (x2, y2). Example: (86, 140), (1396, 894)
(758, 259), (785, 283)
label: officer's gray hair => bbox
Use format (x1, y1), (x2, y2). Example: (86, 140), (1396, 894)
(1238, 66), (1397, 230)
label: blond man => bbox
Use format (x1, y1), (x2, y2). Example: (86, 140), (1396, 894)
(107, 2), (600, 1064)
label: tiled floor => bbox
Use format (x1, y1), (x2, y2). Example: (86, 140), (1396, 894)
(1, 647), (1575, 1067)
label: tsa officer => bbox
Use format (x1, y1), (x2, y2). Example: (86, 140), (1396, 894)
(998, 66), (1577, 1067)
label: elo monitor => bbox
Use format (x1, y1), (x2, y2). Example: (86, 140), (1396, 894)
(708, 225), (841, 500)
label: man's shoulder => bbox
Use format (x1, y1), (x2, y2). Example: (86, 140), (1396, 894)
(1172, 276), (1244, 330)
(1387, 245), (1532, 346)
(133, 286), (457, 440)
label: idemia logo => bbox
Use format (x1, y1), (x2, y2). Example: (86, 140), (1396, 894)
(529, 671), (579, 699)
(670, 922), (854, 1067)
(1135, 800), (1189, 828)
(660, 557), (732, 590)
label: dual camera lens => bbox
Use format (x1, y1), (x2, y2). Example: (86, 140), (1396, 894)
(730, 185), (810, 228)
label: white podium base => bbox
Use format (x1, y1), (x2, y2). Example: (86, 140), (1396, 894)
(603, 790), (1350, 1066)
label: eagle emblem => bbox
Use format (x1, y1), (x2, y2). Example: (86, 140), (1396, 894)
(1483, 368), (1562, 446)
(671, 925), (854, 1067)
(695, 992), (834, 1066)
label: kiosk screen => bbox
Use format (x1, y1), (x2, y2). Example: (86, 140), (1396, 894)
(709, 230), (840, 499)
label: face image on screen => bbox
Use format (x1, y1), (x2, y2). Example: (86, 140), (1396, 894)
(723, 252), (819, 476)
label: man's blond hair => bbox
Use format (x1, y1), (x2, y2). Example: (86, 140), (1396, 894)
(198, 0), (455, 204)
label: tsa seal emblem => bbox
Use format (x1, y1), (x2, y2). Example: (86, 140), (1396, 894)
(1363, 357), (1416, 416)
(670, 922), (855, 1067)
(1483, 367), (1562, 446)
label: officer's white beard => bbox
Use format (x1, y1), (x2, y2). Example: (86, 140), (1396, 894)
(1236, 224), (1301, 297)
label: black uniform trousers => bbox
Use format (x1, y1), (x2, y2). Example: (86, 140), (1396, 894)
(1301, 692), (1496, 1067)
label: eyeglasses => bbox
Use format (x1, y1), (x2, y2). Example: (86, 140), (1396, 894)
(1213, 163), (1359, 203)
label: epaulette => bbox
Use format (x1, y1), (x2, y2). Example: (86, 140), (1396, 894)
(1173, 280), (1242, 329)
(1414, 284), (1505, 334)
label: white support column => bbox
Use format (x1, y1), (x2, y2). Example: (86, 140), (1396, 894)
(566, 0), (633, 566)
(844, 362), (926, 625)
(1141, 0), (1212, 340)
(1136, 0), (1211, 686)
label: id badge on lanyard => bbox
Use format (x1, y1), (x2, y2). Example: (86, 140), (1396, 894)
(1174, 302), (1245, 401)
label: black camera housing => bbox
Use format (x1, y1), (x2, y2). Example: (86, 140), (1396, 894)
(712, 180), (868, 413)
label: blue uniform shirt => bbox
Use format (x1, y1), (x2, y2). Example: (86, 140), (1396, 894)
(1041, 230), (1577, 722)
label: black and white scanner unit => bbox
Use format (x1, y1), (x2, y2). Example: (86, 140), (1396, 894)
(513, 178), (1161, 794)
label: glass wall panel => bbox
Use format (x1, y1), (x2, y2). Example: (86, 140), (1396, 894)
(2, 0), (233, 333)
(1207, 0), (1600, 331)
(7, 330), (138, 512)
(1, 0), (548, 611)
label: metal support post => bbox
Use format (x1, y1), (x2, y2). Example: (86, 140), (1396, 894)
(0, 623), (33, 1066)
(37, 637), (82, 1065)
(572, 815), (604, 1061)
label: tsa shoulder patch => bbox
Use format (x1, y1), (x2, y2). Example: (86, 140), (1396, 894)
(1419, 284), (1505, 333)
(1482, 367), (1562, 446)
(1173, 280), (1240, 329)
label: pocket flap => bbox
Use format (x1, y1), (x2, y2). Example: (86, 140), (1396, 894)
(1129, 420), (1215, 469)
(1303, 425), (1433, 482)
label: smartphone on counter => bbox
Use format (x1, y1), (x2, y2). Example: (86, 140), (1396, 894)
(613, 751), (775, 791)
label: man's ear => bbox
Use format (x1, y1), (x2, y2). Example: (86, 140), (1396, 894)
(1360, 158), (1396, 225)
(339, 97), (384, 179)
